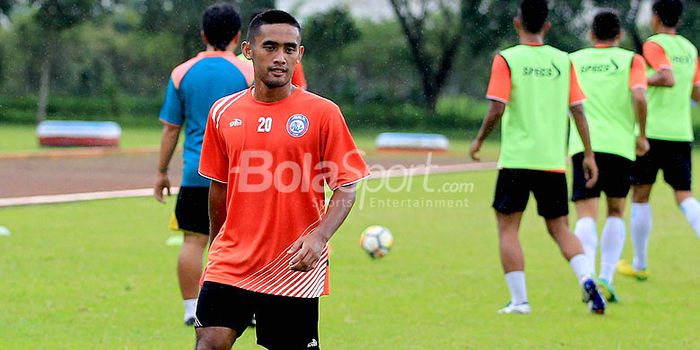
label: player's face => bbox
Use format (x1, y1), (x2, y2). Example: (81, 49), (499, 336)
(249, 24), (304, 89)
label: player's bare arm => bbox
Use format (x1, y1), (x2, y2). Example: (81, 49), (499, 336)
(647, 68), (675, 87)
(208, 181), (227, 246)
(470, 101), (506, 161)
(154, 123), (181, 203)
(289, 184), (358, 272)
(692, 85), (700, 102)
(570, 104), (598, 188)
(632, 88), (650, 156)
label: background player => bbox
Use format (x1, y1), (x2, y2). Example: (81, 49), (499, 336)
(618, 0), (700, 280)
(153, 3), (253, 326)
(194, 10), (369, 349)
(568, 9), (649, 303)
(470, 0), (606, 315)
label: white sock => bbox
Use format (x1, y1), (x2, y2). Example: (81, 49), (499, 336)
(184, 298), (197, 321)
(599, 217), (626, 283)
(680, 197), (700, 239)
(630, 203), (652, 271)
(504, 271), (528, 305)
(574, 217), (597, 276)
(569, 254), (592, 286)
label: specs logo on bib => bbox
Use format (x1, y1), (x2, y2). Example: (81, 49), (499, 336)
(287, 114), (309, 138)
(522, 61), (562, 79)
(579, 59), (620, 75)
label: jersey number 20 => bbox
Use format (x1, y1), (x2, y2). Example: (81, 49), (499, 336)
(257, 117), (272, 133)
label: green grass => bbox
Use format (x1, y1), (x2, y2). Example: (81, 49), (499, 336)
(1, 170), (699, 349)
(0, 125), (490, 159)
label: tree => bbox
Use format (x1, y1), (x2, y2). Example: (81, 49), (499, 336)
(140, 0), (274, 60)
(389, 0), (469, 115)
(303, 7), (360, 94)
(33, 0), (94, 122)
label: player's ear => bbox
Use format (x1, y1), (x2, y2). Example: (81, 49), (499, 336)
(589, 30), (595, 43)
(231, 32), (241, 47)
(201, 30), (209, 46)
(242, 41), (252, 60)
(513, 17), (521, 32)
(618, 30), (625, 43)
(297, 45), (304, 64)
(541, 21), (552, 35)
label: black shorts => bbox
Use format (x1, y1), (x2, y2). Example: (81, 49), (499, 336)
(492, 169), (569, 219)
(572, 152), (632, 201)
(631, 139), (692, 191)
(174, 186), (209, 235)
(195, 281), (320, 349)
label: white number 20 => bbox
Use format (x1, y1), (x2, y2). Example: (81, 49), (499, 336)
(257, 117), (272, 133)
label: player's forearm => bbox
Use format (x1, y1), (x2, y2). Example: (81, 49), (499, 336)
(158, 124), (181, 174)
(692, 86), (700, 103)
(632, 89), (648, 137)
(647, 70), (675, 87)
(208, 181), (227, 245)
(475, 101), (506, 143)
(313, 184), (358, 243)
(570, 104), (594, 155)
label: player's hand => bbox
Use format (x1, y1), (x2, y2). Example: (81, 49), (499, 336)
(469, 139), (482, 161)
(636, 136), (650, 156)
(154, 173), (171, 203)
(288, 231), (327, 272)
(583, 153), (598, 189)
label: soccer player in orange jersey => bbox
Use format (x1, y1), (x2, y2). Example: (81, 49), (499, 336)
(194, 10), (369, 350)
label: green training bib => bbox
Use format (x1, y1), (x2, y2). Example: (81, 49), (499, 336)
(569, 47), (636, 160)
(498, 45), (571, 170)
(646, 34), (698, 141)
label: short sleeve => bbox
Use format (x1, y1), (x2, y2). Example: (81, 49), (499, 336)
(486, 54), (511, 103)
(643, 41), (672, 71)
(198, 110), (229, 183)
(630, 54), (648, 90)
(569, 66), (586, 106)
(292, 63), (308, 90)
(320, 105), (370, 190)
(159, 78), (184, 126)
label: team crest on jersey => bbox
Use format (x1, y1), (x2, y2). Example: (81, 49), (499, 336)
(286, 114), (309, 137)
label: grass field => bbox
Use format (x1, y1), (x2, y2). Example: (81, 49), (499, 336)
(1, 169), (699, 349)
(0, 125), (493, 161)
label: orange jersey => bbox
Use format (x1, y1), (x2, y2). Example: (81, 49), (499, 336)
(486, 45), (586, 105)
(644, 40), (700, 85)
(199, 87), (369, 298)
(630, 53), (648, 90)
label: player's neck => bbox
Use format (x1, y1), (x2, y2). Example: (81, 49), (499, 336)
(519, 32), (544, 45)
(593, 40), (617, 48)
(204, 41), (238, 52)
(253, 82), (295, 103)
(654, 26), (677, 35)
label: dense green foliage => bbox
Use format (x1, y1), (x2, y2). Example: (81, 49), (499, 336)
(2, 1), (700, 129)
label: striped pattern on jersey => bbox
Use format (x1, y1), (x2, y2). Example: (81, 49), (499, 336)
(232, 220), (330, 298)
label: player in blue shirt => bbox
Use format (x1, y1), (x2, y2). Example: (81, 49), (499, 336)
(153, 3), (253, 326)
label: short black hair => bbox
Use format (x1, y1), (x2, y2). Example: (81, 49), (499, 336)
(247, 9), (301, 43)
(519, 0), (549, 34)
(202, 3), (241, 50)
(592, 9), (621, 41)
(652, 0), (683, 27)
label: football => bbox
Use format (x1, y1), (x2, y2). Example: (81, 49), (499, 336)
(360, 225), (394, 258)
